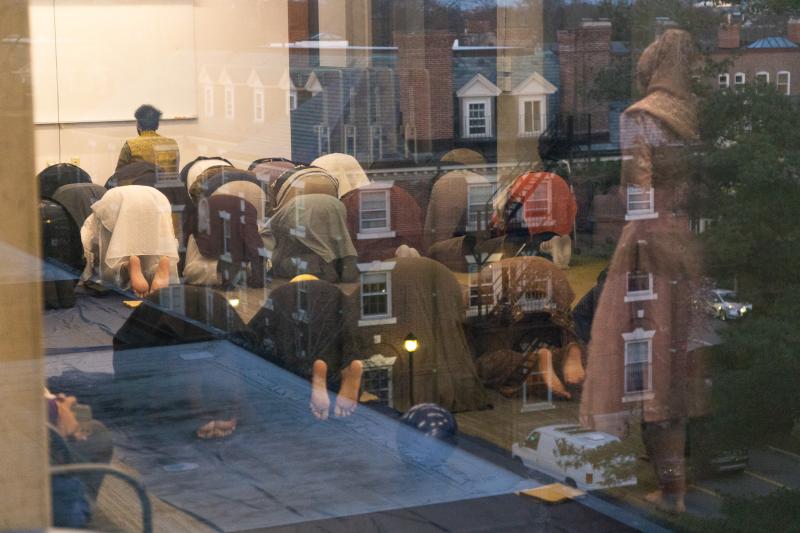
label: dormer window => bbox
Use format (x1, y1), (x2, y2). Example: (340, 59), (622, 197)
(315, 124), (330, 155)
(624, 271), (657, 302)
(625, 185), (657, 220)
(204, 86), (214, 117)
(457, 74), (501, 139)
(253, 89), (264, 122)
(464, 98), (491, 138)
(224, 86), (235, 119)
(344, 125), (357, 157)
(519, 97), (545, 136)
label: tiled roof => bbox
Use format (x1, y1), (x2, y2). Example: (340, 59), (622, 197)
(747, 36), (799, 49)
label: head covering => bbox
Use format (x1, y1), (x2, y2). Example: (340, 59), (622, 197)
(311, 153), (370, 197)
(181, 157), (233, 192)
(627, 29), (698, 141)
(439, 148), (486, 168)
(194, 194), (264, 285)
(423, 170), (491, 251)
(38, 163), (92, 199)
(214, 181), (267, 227)
(91, 185), (178, 270)
(106, 161), (158, 188)
(189, 167), (260, 204)
(248, 157), (298, 187)
(270, 194), (357, 264)
(52, 183), (106, 229)
(491, 171), (576, 237)
(271, 166), (339, 214)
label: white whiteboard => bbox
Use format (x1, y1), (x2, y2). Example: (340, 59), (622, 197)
(30, 0), (197, 124)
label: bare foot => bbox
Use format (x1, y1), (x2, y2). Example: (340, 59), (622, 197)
(310, 360), (330, 420)
(128, 255), (149, 297)
(645, 490), (686, 514)
(537, 348), (571, 400)
(196, 418), (238, 440)
(561, 343), (586, 385)
(334, 360), (363, 417)
(148, 256), (171, 295)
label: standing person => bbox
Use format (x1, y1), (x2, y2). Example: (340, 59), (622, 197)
(579, 29), (704, 513)
(116, 104), (180, 174)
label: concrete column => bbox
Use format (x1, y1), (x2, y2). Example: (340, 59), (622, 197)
(0, 0), (50, 529)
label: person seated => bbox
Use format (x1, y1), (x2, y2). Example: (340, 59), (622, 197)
(80, 185), (179, 296)
(47, 389), (113, 528)
(116, 104), (180, 175)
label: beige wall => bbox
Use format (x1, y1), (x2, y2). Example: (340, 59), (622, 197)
(0, 0), (50, 528)
(34, 0), (292, 184)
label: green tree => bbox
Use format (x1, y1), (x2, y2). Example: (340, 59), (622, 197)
(695, 81), (800, 447)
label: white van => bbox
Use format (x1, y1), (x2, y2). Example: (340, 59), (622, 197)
(511, 424), (637, 491)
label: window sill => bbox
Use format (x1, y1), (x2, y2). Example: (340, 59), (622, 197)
(625, 211), (659, 221)
(622, 391), (655, 403)
(624, 292), (658, 303)
(358, 317), (397, 327)
(357, 230), (396, 240)
(518, 132), (542, 138)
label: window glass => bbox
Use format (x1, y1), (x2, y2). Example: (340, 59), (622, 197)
(9, 1), (800, 530)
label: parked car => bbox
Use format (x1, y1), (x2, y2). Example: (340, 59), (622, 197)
(705, 289), (752, 320)
(511, 424), (637, 490)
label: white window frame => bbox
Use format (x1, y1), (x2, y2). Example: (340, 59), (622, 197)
(734, 72), (746, 87)
(370, 125), (383, 161)
(518, 96), (546, 136)
(755, 71), (770, 85)
(522, 178), (555, 227)
(224, 85), (235, 119)
(718, 73), (730, 89)
(625, 185), (658, 220)
(519, 276), (553, 312)
(253, 89), (264, 123)
(466, 261), (499, 316)
(357, 265), (397, 326)
(622, 328), (655, 399)
(288, 89), (298, 112)
(624, 271), (658, 302)
(204, 85), (214, 117)
(358, 189), (395, 239)
(467, 182), (496, 231)
(344, 124), (357, 157)
(358, 189), (392, 238)
(315, 124), (331, 155)
(777, 70), (791, 95)
(462, 96), (492, 138)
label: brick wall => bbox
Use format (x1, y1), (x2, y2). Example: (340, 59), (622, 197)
(789, 18), (800, 44)
(557, 22), (612, 134)
(718, 23), (741, 49)
(395, 30), (454, 147)
(712, 48), (800, 96)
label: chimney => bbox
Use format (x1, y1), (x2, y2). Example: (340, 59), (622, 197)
(789, 18), (800, 44)
(718, 23), (741, 49)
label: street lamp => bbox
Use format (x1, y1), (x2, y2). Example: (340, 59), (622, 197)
(404, 333), (419, 406)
